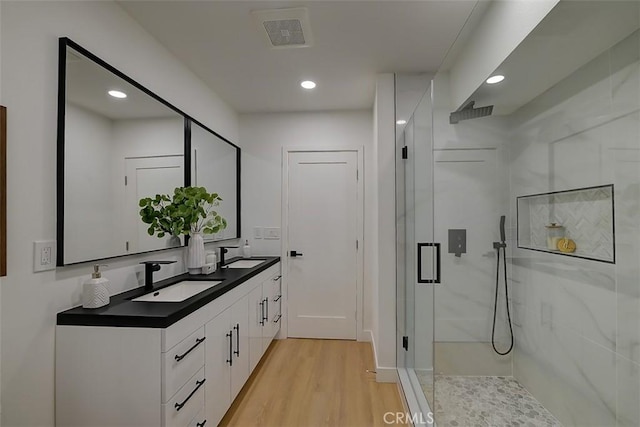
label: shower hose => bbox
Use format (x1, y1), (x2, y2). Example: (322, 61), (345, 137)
(491, 240), (514, 355)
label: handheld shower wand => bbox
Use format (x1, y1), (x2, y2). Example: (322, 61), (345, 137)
(492, 215), (514, 355)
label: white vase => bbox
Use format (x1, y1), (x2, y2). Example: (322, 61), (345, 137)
(187, 232), (205, 275)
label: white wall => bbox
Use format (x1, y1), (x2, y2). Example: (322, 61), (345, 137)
(448, 0), (559, 110)
(239, 110), (374, 332)
(374, 74), (397, 381)
(0, 1), (238, 425)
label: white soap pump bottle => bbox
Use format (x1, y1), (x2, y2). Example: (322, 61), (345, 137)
(242, 240), (251, 259)
(82, 264), (110, 309)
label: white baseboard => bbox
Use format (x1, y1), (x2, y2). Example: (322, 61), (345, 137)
(376, 367), (398, 383)
(367, 329), (397, 383)
(359, 329), (372, 343)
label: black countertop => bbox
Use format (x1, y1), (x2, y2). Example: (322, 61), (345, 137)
(57, 257), (280, 328)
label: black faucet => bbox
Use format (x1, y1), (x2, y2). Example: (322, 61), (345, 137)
(140, 261), (177, 290)
(219, 246), (239, 268)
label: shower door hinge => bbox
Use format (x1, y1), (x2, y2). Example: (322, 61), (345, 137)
(402, 146), (408, 159)
(402, 336), (409, 351)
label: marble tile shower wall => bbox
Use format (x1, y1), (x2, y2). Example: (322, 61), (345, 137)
(508, 30), (640, 427)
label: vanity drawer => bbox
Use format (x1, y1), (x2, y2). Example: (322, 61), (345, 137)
(188, 408), (207, 427)
(162, 367), (205, 427)
(162, 327), (205, 402)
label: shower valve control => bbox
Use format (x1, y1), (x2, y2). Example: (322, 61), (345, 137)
(448, 229), (466, 258)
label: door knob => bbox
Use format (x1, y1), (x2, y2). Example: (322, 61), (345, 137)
(290, 250), (303, 257)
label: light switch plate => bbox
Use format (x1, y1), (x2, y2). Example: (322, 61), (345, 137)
(253, 227), (263, 239)
(34, 240), (57, 272)
(264, 227), (280, 240)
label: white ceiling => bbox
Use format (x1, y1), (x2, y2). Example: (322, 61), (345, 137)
(470, 0), (640, 115)
(118, 0), (478, 113)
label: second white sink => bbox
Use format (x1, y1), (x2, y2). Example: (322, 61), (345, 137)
(225, 259), (266, 269)
(131, 280), (222, 302)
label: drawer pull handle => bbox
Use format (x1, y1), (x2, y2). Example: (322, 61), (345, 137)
(233, 323), (240, 357)
(196, 421), (207, 427)
(174, 378), (205, 412)
(273, 295), (281, 302)
(174, 337), (206, 362)
(274, 314), (282, 323)
(273, 275), (281, 281)
(226, 331), (233, 366)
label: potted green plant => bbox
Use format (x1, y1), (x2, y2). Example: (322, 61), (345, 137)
(139, 186), (227, 274)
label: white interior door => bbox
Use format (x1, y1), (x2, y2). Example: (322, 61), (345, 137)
(286, 151), (358, 339)
(124, 155), (183, 253)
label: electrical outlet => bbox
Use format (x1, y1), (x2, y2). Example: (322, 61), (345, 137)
(253, 227), (263, 239)
(34, 240), (56, 272)
(264, 227), (280, 240)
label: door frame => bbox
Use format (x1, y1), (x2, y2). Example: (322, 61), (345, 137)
(280, 146), (365, 341)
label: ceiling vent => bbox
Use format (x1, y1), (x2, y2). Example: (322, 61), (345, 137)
(252, 8), (313, 49)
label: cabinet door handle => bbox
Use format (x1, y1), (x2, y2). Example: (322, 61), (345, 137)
(259, 300), (265, 326)
(264, 298), (269, 323)
(274, 314), (282, 323)
(226, 331), (233, 366)
(233, 323), (240, 357)
(174, 337), (206, 362)
(273, 275), (281, 281)
(196, 421), (207, 427)
(273, 295), (281, 302)
(174, 378), (205, 412)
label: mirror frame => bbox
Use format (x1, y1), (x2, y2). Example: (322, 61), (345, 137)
(56, 37), (241, 266)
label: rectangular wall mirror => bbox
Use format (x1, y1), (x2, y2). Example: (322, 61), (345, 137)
(190, 120), (240, 242)
(57, 38), (240, 266)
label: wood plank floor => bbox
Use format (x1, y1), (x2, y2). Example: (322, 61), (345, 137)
(220, 339), (408, 427)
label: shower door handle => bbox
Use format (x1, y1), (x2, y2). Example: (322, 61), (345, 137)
(417, 243), (441, 284)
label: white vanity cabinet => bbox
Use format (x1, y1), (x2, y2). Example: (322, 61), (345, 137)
(248, 271), (282, 371)
(56, 261), (280, 427)
(204, 293), (250, 426)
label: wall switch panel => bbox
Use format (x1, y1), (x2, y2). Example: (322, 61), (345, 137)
(253, 227), (263, 239)
(264, 227), (280, 240)
(34, 240), (57, 272)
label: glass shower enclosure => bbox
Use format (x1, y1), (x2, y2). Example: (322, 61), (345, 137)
(395, 2), (640, 426)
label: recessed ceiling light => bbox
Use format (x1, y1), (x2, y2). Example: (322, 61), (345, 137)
(108, 90), (127, 99)
(300, 80), (316, 90)
(396, 119), (407, 125)
(486, 75), (505, 84)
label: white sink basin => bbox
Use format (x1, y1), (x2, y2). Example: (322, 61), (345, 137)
(225, 259), (266, 269)
(131, 280), (222, 302)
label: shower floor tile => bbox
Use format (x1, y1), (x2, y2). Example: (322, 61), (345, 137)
(425, 376), (562, 427)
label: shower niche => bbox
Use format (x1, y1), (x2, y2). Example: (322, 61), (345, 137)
(517, 184), (615, 263)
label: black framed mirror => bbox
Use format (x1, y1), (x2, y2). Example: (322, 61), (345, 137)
(57, 38), (241, 266)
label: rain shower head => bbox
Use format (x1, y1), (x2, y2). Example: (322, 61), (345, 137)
(449, 100), (494, 124)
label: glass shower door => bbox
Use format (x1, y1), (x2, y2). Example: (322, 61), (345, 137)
(395, 74), (436, 420)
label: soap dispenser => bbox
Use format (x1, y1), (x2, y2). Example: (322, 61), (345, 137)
(242, 240), (251, 259)
(82, 265), (110, 309)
